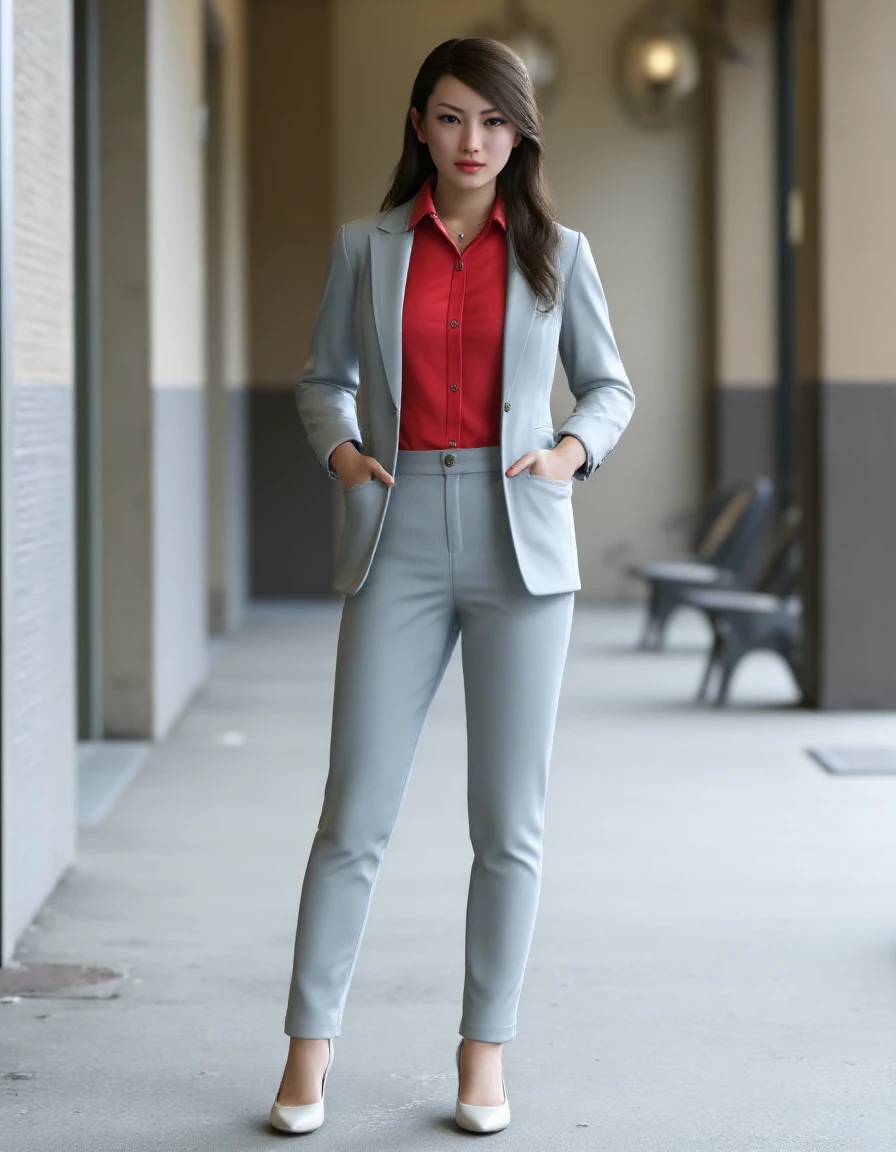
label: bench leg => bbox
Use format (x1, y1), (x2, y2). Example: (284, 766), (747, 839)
(785, 650), (802, 696)
(639, 586), (661, 649)
(773, 632), (803, 698)
(714, 631), (747, 707)
(640, 584), (677, 651)
(639, 613), (658, 651)
(697, 629), (724, 701)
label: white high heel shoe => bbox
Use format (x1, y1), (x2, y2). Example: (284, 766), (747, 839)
(269, 1038), (335, 1134)
(455, 1039), (511, 1133)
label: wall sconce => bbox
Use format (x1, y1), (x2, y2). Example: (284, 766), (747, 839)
(616, 2), (701, 128)
(474, 0), (562, 107)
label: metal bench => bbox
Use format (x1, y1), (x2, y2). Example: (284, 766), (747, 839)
(628, 477), (776, 651)
(684, 507), (803, 706)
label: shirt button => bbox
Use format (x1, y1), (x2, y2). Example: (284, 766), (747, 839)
(444, 453), (457, 467)
(455, 260), (464, 271)
(504, 402), (512, 411)
(448, 440), (457, 447)
(449, 383), (458, 392)
(449, 319), (459, 328)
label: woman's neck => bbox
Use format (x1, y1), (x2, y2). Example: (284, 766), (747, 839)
(430, 173), (497, 231)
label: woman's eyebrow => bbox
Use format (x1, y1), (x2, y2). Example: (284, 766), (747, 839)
(436, 102), (503, 115)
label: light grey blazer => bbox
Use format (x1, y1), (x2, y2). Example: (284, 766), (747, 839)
(296, 198), (635, 596)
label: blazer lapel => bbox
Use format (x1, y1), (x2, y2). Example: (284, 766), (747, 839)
(368, 203), (414, 410)
(502, 232), (538, 404)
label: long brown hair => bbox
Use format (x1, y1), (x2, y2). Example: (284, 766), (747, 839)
(380, 38), (562, 312)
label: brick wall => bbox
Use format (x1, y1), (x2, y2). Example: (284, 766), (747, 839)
(4, 0), (77, 961)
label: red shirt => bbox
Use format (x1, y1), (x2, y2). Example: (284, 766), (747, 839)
(399, 172), (508, 451)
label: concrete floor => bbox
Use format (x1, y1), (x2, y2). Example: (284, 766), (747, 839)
(3, 603), (895, 1151)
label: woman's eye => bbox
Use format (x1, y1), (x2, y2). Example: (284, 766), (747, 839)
(437, 115), (507, 127)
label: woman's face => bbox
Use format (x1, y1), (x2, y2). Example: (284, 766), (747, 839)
(410, 74), (522, 194)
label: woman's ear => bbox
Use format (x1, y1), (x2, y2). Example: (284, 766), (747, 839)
(410, 107), (426, 143)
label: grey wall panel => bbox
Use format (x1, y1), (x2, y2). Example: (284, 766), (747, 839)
(249, 388), (335, 598)
(818, 381), (896, 708)
(9, 383), (77, 948)
(226, 387), (248, 627)
(153, 386), (208, 738)
(714, 386), (778, 486)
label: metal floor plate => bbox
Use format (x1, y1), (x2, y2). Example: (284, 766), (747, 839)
(0, 963), (122, 999)
(808, 746), (896, 775)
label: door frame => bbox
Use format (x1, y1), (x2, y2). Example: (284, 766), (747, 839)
(74, 0), (104, 738)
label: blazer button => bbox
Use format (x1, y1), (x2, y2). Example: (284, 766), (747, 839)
(504, 402), (512, 412)
(444, 453), (457, 468)
(390, 403), (398, 414)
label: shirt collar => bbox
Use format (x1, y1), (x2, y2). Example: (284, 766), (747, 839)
(407, 171), (507, 233)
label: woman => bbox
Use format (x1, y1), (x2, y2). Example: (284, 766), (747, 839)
(270, 36), (634, 1136)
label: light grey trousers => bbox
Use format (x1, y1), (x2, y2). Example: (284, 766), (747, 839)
(284, 446), (575, 1043)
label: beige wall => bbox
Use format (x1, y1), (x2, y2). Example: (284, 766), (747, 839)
(819, 0), (896, 383)
(714, 0), (775, 389)
(147, 0), (247, 391)
(211, 0), (249, 391)
(149, 0), (205, 389)
(248, 0), (332, 386)
(331, 0), (706, 598)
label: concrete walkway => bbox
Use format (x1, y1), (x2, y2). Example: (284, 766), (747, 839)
(3, 603), (894, 1151)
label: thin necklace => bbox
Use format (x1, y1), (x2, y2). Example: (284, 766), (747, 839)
(451, 216), (488, 240)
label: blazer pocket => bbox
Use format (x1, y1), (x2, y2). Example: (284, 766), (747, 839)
(526, 471), (573, 491)
(510, 471), (578, 591)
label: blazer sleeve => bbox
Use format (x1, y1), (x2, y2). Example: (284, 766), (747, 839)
(555, 229), (635, 481)
(295, 223), (364, 478)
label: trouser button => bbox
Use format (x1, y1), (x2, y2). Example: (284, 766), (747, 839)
(444, 453), (457, 468)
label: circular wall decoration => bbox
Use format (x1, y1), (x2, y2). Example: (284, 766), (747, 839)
(474, 0), (562, 108)
(616, 2), (701, 128)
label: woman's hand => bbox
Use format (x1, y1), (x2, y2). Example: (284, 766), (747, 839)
(330, 441), (395, 487)
(506, 435), (586, 481)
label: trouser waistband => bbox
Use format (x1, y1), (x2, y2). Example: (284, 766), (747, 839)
(395, 446), (503, 476)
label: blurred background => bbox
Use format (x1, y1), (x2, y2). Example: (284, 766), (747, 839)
(1, 2), (894, 1147)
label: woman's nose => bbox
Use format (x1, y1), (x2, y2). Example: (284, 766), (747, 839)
(461, 130), (482, 154)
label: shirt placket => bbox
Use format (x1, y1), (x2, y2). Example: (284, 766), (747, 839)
(445, 250), (466, 448)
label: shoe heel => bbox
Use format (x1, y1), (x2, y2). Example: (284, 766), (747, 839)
(454, 1038), (511, 1134)
(269, 1038), (335, 1135)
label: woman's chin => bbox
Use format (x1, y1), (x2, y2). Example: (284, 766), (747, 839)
(437, 166), (491, 191)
